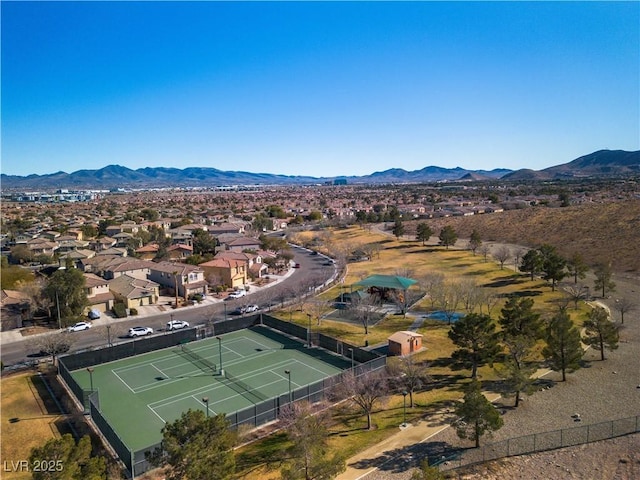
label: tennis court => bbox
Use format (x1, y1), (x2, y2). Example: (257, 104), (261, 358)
(70, 326), (350, 451)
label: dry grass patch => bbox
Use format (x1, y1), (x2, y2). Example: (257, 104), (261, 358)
(1, 371), (61, 480)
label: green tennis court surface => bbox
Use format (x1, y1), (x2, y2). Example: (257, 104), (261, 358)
(70, 326), (349, 451)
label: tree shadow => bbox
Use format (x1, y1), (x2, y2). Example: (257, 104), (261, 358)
(348, 440), (466, 473)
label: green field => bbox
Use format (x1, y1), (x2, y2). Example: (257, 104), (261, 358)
(70, 326), (350, 451)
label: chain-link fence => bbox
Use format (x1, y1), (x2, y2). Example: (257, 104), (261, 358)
(58, 313), (386, 478)
(436, 415), (640, 471)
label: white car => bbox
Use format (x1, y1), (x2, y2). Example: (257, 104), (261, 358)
(228, 290), (247, 299)
(67, 321), (92, 332)
(243, 304), (259, 313)
(167, 320), (190, 331)
(128, 326), (153, 337)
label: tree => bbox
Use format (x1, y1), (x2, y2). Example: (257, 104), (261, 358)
(519, 249), (543, 281)
(431, 280), (461, 325)
(454, 380), (503, 447)
(416, 223), (433, 246)
(29, 434), (107, 480)
(192, 229), (217, 255)
(493, 245), (512, 270)
(542, 308), (583, 381)
(149, 409), (236, 480)
(44, 267), (87, 324)
(348, 294), (380, 335)
(410, 460), (446, 480)
(613, 297), (636, 324)
(538, 244), (566, 291)
(33, 332), (73, 363)
(583, 306), (619, 361)
(279, 402), (346, 480)
(333, 370), (388, 430)
(494, 334), (538, 407)
(468, 230), (482, 255)
(387, 355), (430, 408)
(438, 226), (457, 250)
(499, 297), (542, 341)
(392, 218), (405, 239)
(478, 244), (491, 262)
(566, 252), (588, 284)
(448, 313), (501, 379)
(594, 263), (616, 298)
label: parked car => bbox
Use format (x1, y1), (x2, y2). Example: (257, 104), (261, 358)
(88, 309), (101, 320)
(227, 289), (247, 299)
(67, 321), (92, 332)
(243, 304), (259, 313)
(128, 326), (153, 337)
(167, 320), (190, 330)
(293, 263), (301, 268)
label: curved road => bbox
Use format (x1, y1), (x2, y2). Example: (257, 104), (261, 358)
(1, 245), (337, 368)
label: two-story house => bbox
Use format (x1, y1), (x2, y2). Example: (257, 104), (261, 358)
(199, 258), (247, 290)
(83, 273), (115, 314)
(109, 274), (160, 309)
(148, 262), (207, 299)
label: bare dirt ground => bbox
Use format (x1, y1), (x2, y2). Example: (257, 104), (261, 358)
(453, 433), (640, 480)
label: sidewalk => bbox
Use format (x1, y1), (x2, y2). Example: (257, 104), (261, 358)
(0, 267), (296, 346)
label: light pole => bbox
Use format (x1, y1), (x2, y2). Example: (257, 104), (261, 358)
(223, 302), (227, 321)
(87, 367), (94, 393)
(106, 324), (111, 348)
(348, 348), (354, 370)
(202, 397), (209, 418)
(401, 391), (408, 427)
(306, 313), (312, 348)
(284, 370), (292, 403)
(216, 336), (223, 375)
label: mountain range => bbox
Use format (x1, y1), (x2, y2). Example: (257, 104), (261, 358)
(1, 149), (638, 190)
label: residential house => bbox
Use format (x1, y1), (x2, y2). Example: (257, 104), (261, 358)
(135, 243), (159, 260)
(26, 238), (58, 257)
(167, 243), (193, 260)
(58, 249), (96, 268)
(207, 222), (244, 236)
(0, 289), (30, 330)
(95, 247), (127, 257)
(83, 273), (115, 313)
(148, 262), (207, 299)
(223, 236), (262, 253)
(199, 258), (247, 290)
(215, 250), (267, 279)
(109, 274), (159, 309)
(102, 259), (155, 281)
(90, 236), (117, 251)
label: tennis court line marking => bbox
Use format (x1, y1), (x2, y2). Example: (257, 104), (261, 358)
(147, 403), (167, 424)
(111, 368), (137, 394)
(149, 358), (295, 411)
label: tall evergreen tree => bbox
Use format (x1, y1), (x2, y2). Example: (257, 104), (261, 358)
(567, 252), (589, 284)
(594, 263), (616, 298)
(149, 409), (236, 480)
(438, 225), (458, 250)
(454, 380), (504, 447)
(538, 244), (566, 291)
(494, 334), (538, 407)
(542, 308), (583, 381)
(519, 249), (543, 281)
(583, 306), (619, 361)
(468, 230), (482, 255)
(416, 223), (433, 246)
(392, 218), (405, 239)
(448, 313), (501, 379)
(499, 297), (543, 340)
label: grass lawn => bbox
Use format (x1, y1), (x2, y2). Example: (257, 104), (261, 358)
(0, 370), (62, 480)
(235, 226), (592, 478)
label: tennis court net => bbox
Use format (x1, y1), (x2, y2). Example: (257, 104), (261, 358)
(180, 344), (217, 374)
(224, 370), (268, 404)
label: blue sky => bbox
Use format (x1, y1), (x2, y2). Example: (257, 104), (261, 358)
(2, 1), (638, 178)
